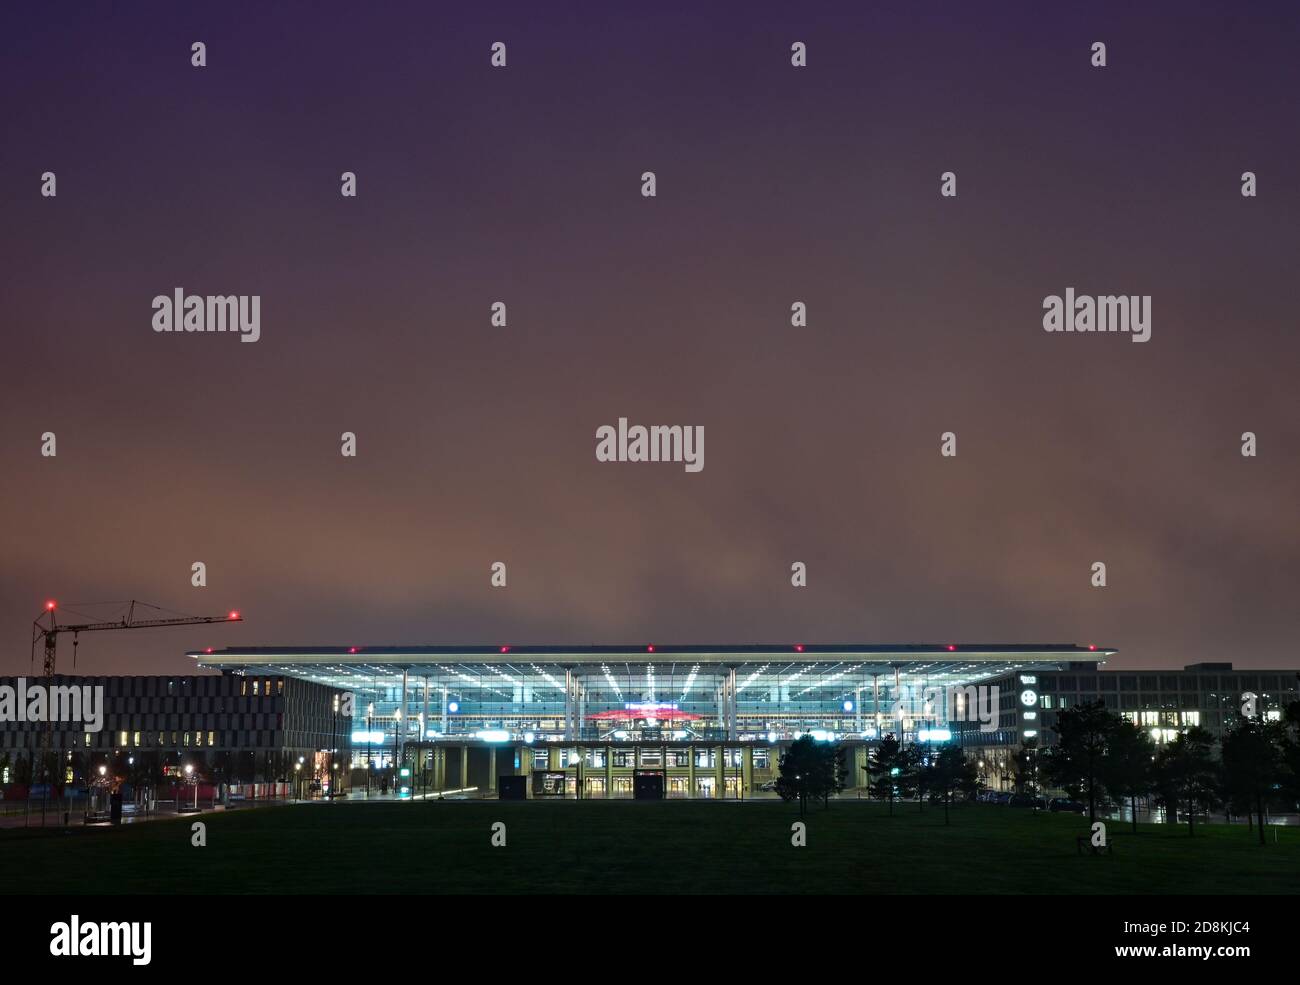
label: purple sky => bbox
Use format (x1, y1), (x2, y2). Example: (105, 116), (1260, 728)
(2, 1), (1297, 675)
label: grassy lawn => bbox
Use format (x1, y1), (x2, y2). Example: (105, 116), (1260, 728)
(3, 800), (1296, 894)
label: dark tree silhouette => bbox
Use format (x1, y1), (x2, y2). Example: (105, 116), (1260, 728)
(923, 745), (982, 825)
(1220, 717), (1284, 846)
(1100, 719), (1155, 834)
(1153, 727), (1218, 837)
(1042, 700), (1114, 827)
(865, 733), (905, 816)
(775, 735), (845, 817)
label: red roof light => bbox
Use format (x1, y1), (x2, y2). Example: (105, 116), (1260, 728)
(227, 610), (240, 620)
(647, 645), (655, 653)
(500, 646), (510, 653)
(45, 600), (56, 611)
(794, 644), (804, 652)
(947, 645), (957, 651)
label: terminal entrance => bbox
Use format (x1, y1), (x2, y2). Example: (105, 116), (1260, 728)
(633, 770), (665, 800)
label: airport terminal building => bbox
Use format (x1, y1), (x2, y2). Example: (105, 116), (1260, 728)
(190, 642), (1113, 797)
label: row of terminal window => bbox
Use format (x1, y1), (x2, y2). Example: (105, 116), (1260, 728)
(1047, 675), (1292, 691)
(84, 731), (219, 748)
(530, 748), (772, 769)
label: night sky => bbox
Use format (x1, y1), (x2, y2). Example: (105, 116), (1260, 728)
(2, 1), (1297, 676)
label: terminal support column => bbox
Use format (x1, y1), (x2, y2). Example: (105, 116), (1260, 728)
(688, 743), (696, 797)
(726, 667), (738, 740)
(488, 747), (496, 792)
(460, 746), (468, 790)
(742, 745), (753, 797)
(563, 669), (574, 740)
(714, 744), (724, 798)
(421, 676), (430, 741)
(399, 669), (408, 764)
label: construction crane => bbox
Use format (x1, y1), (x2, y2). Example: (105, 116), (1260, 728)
(27, 600), (243, 801)
(32, 599), (243, 678)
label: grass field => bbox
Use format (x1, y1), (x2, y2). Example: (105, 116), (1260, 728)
(4, 799), (1297, 894)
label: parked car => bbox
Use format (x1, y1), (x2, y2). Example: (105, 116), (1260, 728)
(1048, 797), (1085, 814)
(991, 791), (1013, 805)
(1008, 793), (1039, 808)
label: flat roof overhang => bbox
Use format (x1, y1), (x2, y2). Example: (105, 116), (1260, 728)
(191, 643), (1113, 674)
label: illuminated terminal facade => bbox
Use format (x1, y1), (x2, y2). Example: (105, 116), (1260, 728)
(192, 643), (1113, 797)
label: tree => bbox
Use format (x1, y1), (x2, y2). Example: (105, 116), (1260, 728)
(1100, 720), (1155, 834)
(1010, 740), (1042, 796)
(866, 734), (905, 816)
(13, 751), (33, 786)
(1042, 700), (1114, 826)
(903, 744), (928, 811)
(1152, 727), (1218, 837)
(1220, 717), (1284, 846)
(1279, 701), (1300, 818)
(923, 746), (981, 825)
(775, 736), (845, 817)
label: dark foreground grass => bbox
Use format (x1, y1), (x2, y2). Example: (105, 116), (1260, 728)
(3, 800), (1296, 894)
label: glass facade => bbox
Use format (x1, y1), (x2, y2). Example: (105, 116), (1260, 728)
(191, 644), (1111, 756)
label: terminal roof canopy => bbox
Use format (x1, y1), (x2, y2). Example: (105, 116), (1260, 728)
(191, 643), (1113, 689)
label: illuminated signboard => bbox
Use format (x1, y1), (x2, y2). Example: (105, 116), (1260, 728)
(532, 771), (567, 797)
